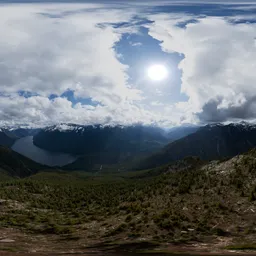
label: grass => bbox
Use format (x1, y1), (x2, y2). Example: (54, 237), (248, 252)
(0, 168), (15, 182)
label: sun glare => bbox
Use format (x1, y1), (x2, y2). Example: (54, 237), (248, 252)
(147, 64), (168, 81)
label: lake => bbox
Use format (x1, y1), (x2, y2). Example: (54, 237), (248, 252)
(12, 136), (78, 167)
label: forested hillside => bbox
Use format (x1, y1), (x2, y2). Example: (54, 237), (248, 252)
(1, 151), (256, 253)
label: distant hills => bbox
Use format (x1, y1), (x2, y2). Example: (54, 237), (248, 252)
(137, 122), (256, 170)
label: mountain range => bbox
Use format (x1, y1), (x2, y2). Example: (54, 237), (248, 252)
(137, 122), (256, 169)
(1, 122), (256, 173)
(31, 122), (256, 171)
(33, 124), (170, 170)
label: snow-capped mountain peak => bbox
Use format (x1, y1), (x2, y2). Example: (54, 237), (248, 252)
(45, 124), (80, 132)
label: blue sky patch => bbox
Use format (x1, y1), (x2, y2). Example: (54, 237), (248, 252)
(114, 25), (187, 106)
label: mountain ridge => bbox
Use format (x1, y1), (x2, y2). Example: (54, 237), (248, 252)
(136, 122), (256, 170)
(33, 124), (169, 171)
(0, 146), (48, 178)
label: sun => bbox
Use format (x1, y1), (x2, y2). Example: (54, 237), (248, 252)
(147, 64), (168, 81)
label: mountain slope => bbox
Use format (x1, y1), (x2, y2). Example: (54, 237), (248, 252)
(167, 125), (199, 142)
(9, 128), (41, 138)
(0, 146), (47, 178)
(0, 128), (17, 147)
(33, 124), (169, 170)
(1, 151), (256, 253)
(137, 122), (256, 170)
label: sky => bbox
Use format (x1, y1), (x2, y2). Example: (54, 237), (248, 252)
(0, 0), (256, 127)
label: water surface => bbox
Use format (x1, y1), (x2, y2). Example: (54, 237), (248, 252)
(12, 136), (77, 167)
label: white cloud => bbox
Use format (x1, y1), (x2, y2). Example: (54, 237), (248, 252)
(151, 101), (163, 106)
(0, 4), (140, 105)
(146, 15), (256, 122)
(0, 3), (155, 127)
(130, 41), (142, 47)
(1, 3), (256, 127)
(0, 93), (174, 128)
(0, 3), (188, 128)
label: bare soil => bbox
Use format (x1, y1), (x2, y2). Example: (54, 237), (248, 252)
(1, 227), (256, 256)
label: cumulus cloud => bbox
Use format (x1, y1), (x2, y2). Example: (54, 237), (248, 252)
(0, 3), (151, 127)
(1, 2), (256, 127)
(146, 14), (256, 123)
(197, 96), (256, 123)
(0, 93), (173, 128)
(0, 4), (140, 104)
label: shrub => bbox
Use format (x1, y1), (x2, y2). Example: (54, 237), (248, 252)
(125, 214), (132, 222)
(249, 191), (256, 202)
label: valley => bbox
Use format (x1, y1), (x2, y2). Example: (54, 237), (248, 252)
(1, 123), (256, 255)
(1, 0), (255, 254)
(1, 151), (256, 254)
(12, 136), (78, 167)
